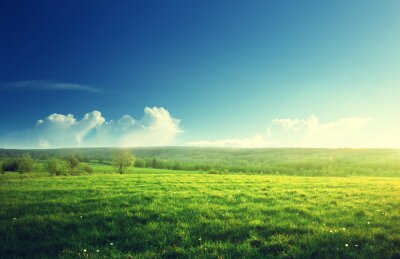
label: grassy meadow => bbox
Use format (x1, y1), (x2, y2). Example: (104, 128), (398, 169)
(0, 148), (400, 258)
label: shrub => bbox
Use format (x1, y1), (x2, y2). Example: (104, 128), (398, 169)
(2, 159), (18, 172)
(208, 169), (219, 174)
(222, 169), (230, 174)
(134, 158), (146, 168)
(68, 164), (94, 175)
(65, 155), (80, 169)
(0, 161), (3, 174)
(63, 163), (95, 175)
(82, 164), (94, 174)
(172, 162), (182, 170)
(47, 158), (67, 176)
(17, 154), (34, 173)
(150, 158), (164, 169)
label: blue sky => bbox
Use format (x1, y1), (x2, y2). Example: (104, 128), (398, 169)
(1, 1), (399, 148)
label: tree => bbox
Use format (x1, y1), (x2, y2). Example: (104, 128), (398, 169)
(17, 154), (34, 173)
(134, 158), (146, 168)
(151, 158), (159, 168)
(47, 158), (67, 176)
(98, 157), (104, 164)
(112, 150), (135, 174)
(65, 155), (80, 169)
(3, 159), (18, 172)
(172, 161), (182, 170)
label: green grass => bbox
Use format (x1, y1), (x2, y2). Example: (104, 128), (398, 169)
(1, 170), (399, 258)
(86, 163), (202, 175)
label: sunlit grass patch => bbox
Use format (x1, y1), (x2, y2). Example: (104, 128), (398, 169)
(0, 172), (399, 258)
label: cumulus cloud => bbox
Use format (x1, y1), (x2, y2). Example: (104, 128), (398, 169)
(0, 107), (181, 148)
(94, 107), (181, 147)
(269, 115), (371, 147)
(187, 115), (372, 148)
(186, 134), (268, 148)
(0, 80), (102, 93)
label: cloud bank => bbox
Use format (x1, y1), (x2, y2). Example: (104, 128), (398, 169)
(0, 80), (102, 93)
(0, 111), (376, 148)
(0, 107), (181, 148)
(187, 115), (372, 148)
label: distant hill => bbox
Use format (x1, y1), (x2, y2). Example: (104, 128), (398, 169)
(1, 147), (400, 177)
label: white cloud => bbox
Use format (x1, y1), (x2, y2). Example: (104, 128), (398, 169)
(270, 115), (371, 147)
(186, 134), (268, 148)
(0, 112), (378, 148)
(0, 107), (181, 148)
(0, 80), (102, 93)
(95, 107), (181, 147)
(187, 115), (372, 148)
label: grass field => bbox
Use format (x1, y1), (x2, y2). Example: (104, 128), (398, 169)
(1, 168), (399, 258)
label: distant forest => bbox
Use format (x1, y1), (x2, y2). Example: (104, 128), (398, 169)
(1, 147), (400, 177)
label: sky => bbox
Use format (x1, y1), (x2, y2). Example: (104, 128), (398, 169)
(0, 0), (399, 148)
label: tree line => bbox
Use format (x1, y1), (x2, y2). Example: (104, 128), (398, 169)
(1, 151), (135, 175)
(2, 147), (400, 177)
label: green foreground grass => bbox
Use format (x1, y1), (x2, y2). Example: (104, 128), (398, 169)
(1, 170), (399, 258)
